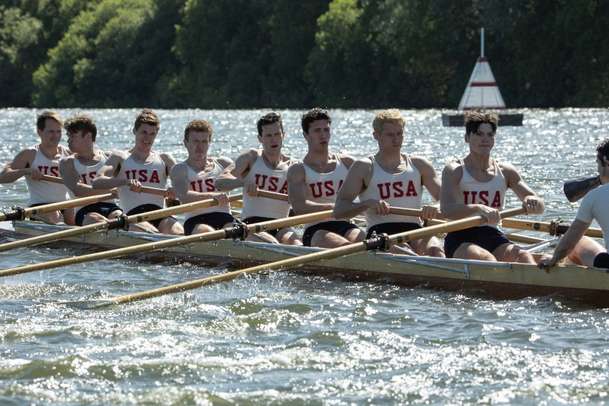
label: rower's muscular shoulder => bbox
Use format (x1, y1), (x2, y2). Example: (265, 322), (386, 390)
(410, 155), (435, 171)
(216, 156), (234, 169)
(169, 161), (188, 177)
(160, 153), (177, 168)
(497, 161), (521, 185)
(441, 159), (464, 183)
(11, 148), (37, 167)
(337, 153), (356, 168)
(287, 161), (306, 182)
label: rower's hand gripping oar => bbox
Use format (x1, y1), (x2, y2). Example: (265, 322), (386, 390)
(0, 193), (115, 222)
(39, 174), (169, 197)
(75, 207), (526, 309)
(0, 189), (287, 252)
(0, 194), (243, 253)
(563, 175), (601, 202)
(0, 176), (171, 222)
(0, 207), (332, 278)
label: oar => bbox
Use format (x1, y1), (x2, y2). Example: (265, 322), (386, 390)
(563, 175), (601, 202)
(502, 218), (603, 239)
(40, 174), (168, 197)
(0, 193), (114, 221)
(0, 194), (243, 252)
(74, 207), (526, 309)
(0, 209), (333, 278)
(388, 207), (543, 244)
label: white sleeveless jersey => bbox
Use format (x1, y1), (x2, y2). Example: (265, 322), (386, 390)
(241, 151), (292, 219)
(118, 152), (167, 213)
(303, 155), (349, 225)
(26, 145), (70, 205)
(184, 159), (231, 220)
(69, 151), (114, 212)
(458, 159), (507, 228)
(359, 155), (423, 227)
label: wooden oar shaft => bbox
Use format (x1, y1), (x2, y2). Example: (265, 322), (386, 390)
(0, 220), (115, 252)
(40, 174), (167, 196)
(387, 207), (536, 243)
(256, 190), (288, 201)
(502, 218), (603, 239)
(0, 210), (332, 278)
(388, 207), (526, 245)
(112, 241), (362, 305)
(0, 193), (115, 221)
(127, 194), (243, 224)
(102, 207), (525, 306)
(0, 194), (243, 253)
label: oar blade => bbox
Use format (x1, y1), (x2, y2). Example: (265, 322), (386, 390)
(563, 176), (601, 202)
(60, 298), (116, 310)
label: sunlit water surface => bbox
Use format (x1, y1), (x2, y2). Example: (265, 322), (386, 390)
(1, 108), (609, 404)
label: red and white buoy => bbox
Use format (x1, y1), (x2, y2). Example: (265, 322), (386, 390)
(442, 28), (523, 126)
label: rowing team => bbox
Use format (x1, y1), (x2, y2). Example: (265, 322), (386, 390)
(1, 109), (607, 269)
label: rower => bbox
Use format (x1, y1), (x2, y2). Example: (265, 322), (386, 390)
(334, 109), (444, 256)
(440, 111), (544, 263)
(92, 109), (183, 234)
(216, 112), (302, 245)
(170, 120), (235, 235)
(287, 108), (365, 248)
(0, 111), (73, 224)
(59, 115), (122, 226)
(539, 139), (609, 269)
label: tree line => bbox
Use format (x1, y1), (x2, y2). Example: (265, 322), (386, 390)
(1, 0), (608, 108)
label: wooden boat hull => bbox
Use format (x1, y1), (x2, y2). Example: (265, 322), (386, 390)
(4, 221), (609, 306)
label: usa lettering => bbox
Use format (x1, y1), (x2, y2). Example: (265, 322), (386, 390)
(37, 165), (60, 177)
(309, 180), (343, 198)
(254, 174), (288, 193)
(190, 178), (215, 192)
(463, 190), (502, 208)
(80, 171), (97, 184)
(377, 181), (418, 199)
(124, 169), (161, 183)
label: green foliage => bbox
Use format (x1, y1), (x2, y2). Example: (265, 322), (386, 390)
(0, 6), (42, 106)
(3, 0), (609, 107)
(32, 0), (182, 107)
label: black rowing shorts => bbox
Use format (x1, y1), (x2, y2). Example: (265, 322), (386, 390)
(302, 220), (360, 247)
(127, 204), (175, 230)
(75, 202), (122, 226)
(444, 225), (511, 258)
(366, 222), (421, 239)
(184, 212), (235, 235)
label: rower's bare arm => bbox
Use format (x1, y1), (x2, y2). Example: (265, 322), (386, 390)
(287, 163), (333, 214)
(216, 154), (249, 191)
(92, 154), (125, 189)
(413, 156), (441, 201)
(169, 163), (191, 202)
(503, 163), (545, 214)
(0, 149), (35, 183)
(160, 153), (177, 175)
(440, 163), (490, 220)
(170, 163), (227, 203)
(59, 158), (93, 197)
(542, 219), (589, 267)
(339, 153), (356, 169)
(334, 159), (373, 219)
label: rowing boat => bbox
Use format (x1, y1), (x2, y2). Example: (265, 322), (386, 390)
(2, 219), (609, 305)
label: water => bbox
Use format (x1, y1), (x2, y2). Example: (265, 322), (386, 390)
(1, 108), (609, 404)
